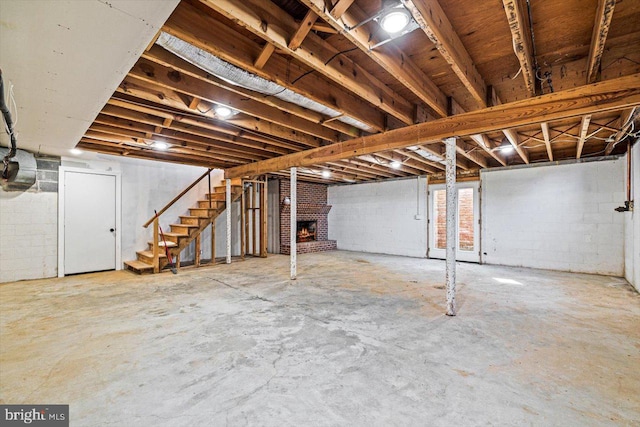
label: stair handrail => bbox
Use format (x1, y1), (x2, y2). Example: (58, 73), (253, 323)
(143, 168), (213, 228)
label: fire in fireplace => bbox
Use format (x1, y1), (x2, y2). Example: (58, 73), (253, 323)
(297, 220), (317, 243)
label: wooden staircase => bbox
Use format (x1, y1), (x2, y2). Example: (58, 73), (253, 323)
(124, 178), (243, 274)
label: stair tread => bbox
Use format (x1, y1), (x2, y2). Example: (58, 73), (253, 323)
(124, 260), (154, 270)
(179, 215), (205, 220)
(147, 241), (177, 248)
(171, 223), (199, 228)
(137, 250), (166, 258)
(162, 231), (189, 237)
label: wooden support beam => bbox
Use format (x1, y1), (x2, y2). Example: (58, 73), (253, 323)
(164, 2), (386, 131)
(288, 10), (317, 50)
(188, 96), (200, 110)
(226, 179), (232, 264)
(403, 0), (487, 109)
(301, 0), (448, 118)
(586, 0), (616, 84)
(254, 43), (275, 69)
(502, 0), (537, 97)
(469, 134), (507, 166)
(200, 0), (415, 125)
(540, 122), (553, 161)
(605, 108), (638, 155)
(153, 218), (160, 274)
(241, 183), (246, 260)
(224, 73), (640, 178)
(195, 234), (201, 267)
(261, 179), (268, 257)
(455, 142), (488, 169)
(576, 115), (592, 158)
(502, 129), (530, 164)
(330, 0), (355, 18)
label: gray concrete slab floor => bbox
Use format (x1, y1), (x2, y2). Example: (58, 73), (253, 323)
(0, 251), (639, 426)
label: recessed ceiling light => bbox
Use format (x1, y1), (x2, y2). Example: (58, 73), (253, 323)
(380, 8), (411, 34)
(70, 148), (82, 155)
(215, 106), (233, 118)
(322, 170), (331, 178)
(152, 141), (169, 151)
(500, 145), (514, 153)
(390, 160), (402, 169)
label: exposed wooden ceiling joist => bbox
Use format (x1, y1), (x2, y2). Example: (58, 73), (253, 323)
(502, 0), (537, 97)
(224, 73), (640, 178)
(587, 0), (616, 84)
(199, 0), (416, 125)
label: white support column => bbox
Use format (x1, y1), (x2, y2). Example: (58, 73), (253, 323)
(290, 167), (297, 280)
(226, 178), (232, 264)
(445, 137), (457, 316)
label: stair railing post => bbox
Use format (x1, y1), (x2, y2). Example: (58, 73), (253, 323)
(153, 218), (160, 273)
(208, 170), (212, 209)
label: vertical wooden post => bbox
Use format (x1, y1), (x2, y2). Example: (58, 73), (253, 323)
(226, 178), (232, 264)
(211, 223), (216, 265)
(252, 183), (258, 256)
(290, 167), (297, 280)
(261, 177), (268, 257)
(175, 252), (181, 271)
(244, 186), (250, 256)
(153, 218), (160, 273)
(195, 234), (201, 267)
(241, 181), (246, 260)
(445, 137), (457, 316)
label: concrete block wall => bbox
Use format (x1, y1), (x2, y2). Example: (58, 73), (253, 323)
(481, 158), (626, 276)
(624, 143), (639, 291)
(328, 177), (427, 258)
(0, 155), (61, 283)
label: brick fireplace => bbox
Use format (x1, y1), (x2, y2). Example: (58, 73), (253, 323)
(279, 180), (337, 254)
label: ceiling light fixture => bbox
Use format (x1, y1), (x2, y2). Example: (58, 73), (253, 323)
(322, 170), (331, 178)
(152, 141), (169, 151)
(390, 160), (402, 169)
(214, 105), (233, 118)
(380, 7), (411, 34)
(70, 148), (82, 155)
(500, 145), (514, 153)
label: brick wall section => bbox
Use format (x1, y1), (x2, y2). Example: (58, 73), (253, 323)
(279, 179), (336, 254)
(434, 188), (474, 251)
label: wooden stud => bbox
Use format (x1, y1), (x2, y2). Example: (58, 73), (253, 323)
(153, 218), (160, 274)
(586, 0), (616, 84)
(260, 178), (268, 257)
(195, 234), (201, 267)
(576, 115), (592, 158)
(288, 10), (318, 51)
(254, 43), (275, 69)
(403, 0), (487, 109)
(503, 129), (530, 164)
(502, 0), (537, 97)
(252, 183), (258, 256)
(540, 122), (553, 161)
(241, 182), (246, 260)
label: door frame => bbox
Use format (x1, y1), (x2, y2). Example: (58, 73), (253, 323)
(428, 180), (481, 263)
(58, 166), (122, 277)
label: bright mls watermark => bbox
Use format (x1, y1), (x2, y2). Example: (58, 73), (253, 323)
(1, 405), (68, 426)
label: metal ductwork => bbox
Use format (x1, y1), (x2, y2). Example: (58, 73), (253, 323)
(0, 148), (36, 190)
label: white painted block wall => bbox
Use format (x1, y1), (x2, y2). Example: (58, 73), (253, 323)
(624, 143), (639, 291)
(0, 191), (58, 282)
(482, 158), (626, 276)
(328, 177), (427, 257)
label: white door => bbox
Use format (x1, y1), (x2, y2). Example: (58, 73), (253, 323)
(428, 181), (480, 263)
(62, 170), (118, 274)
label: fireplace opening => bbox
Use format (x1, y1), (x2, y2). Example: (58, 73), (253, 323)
(297, 220), (317, 243)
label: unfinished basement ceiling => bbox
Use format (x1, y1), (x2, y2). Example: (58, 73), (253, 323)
(75, 0), (640, 183)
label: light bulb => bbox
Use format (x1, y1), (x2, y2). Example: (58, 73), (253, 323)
(380, 10), (411, 34)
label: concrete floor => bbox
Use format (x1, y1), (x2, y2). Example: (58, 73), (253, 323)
(1, 251), (638, 426)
